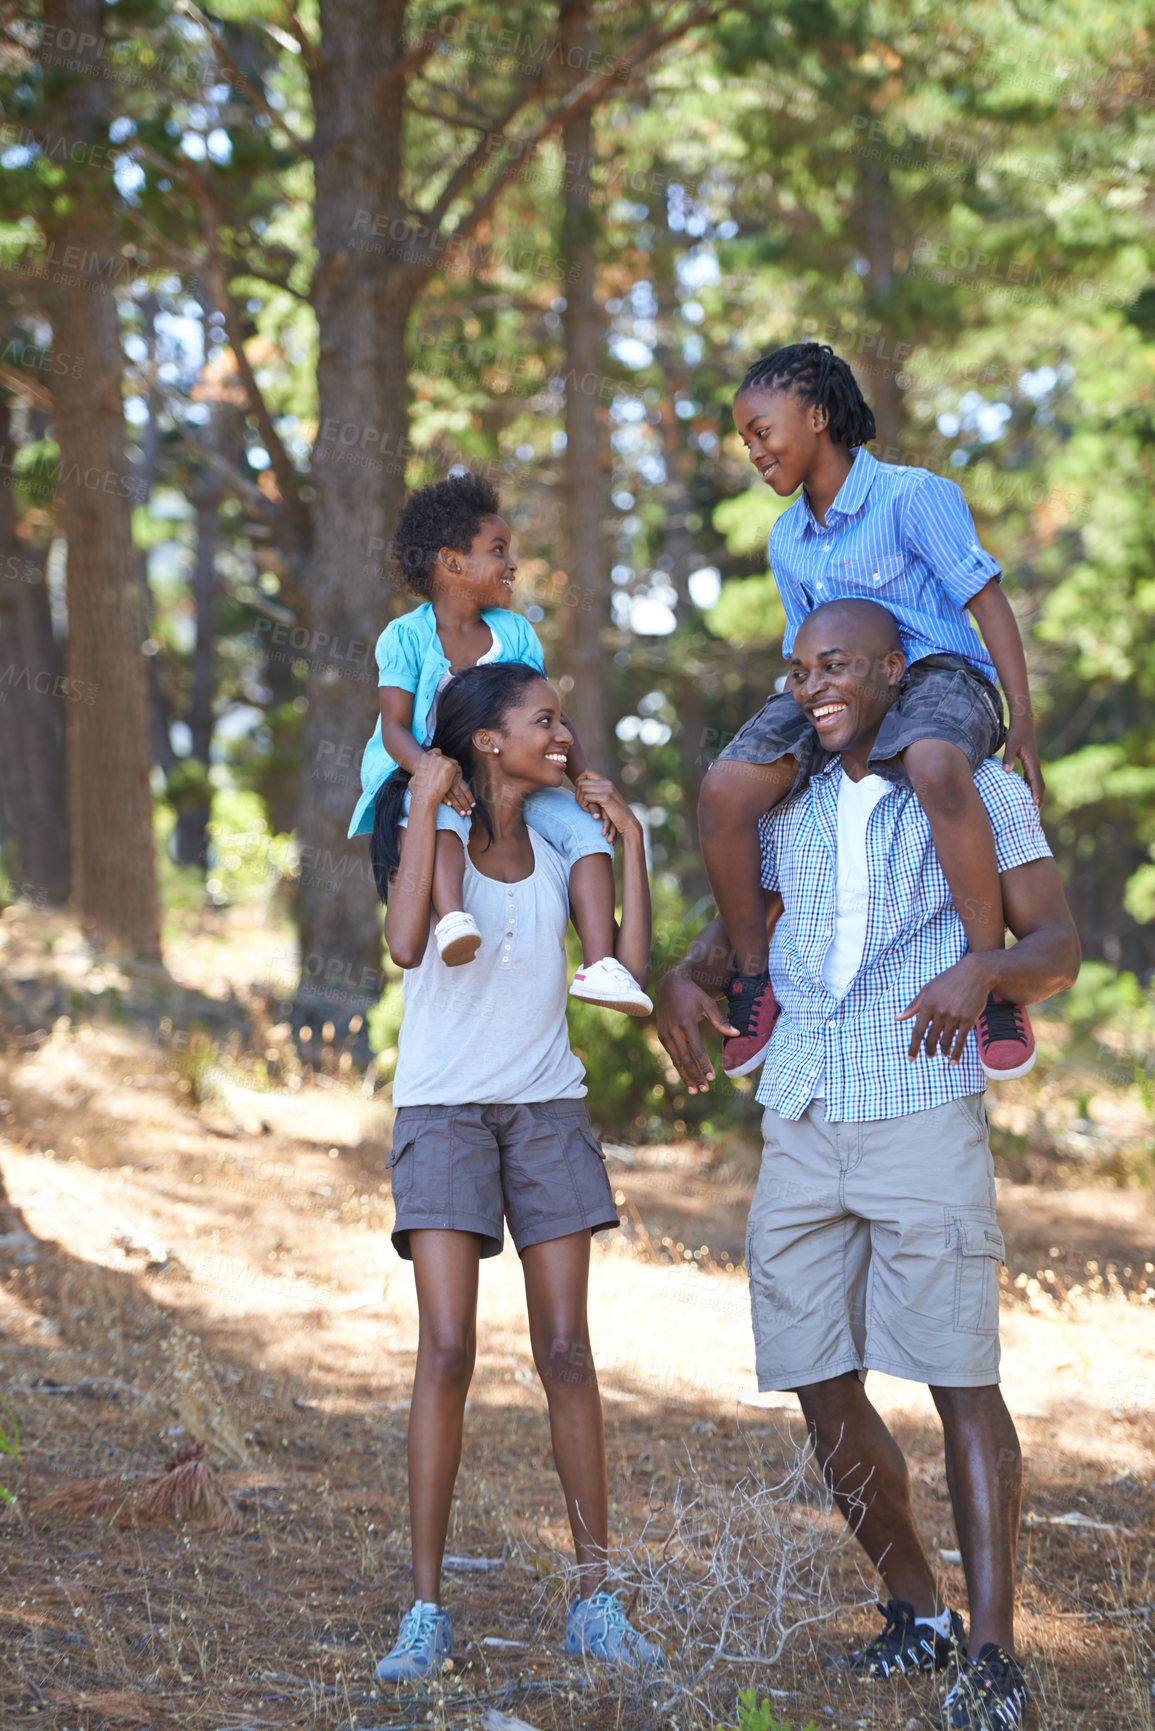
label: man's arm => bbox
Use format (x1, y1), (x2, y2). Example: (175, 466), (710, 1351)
(897, 857), (1080, 1062)
(655, 895), (783, 1094)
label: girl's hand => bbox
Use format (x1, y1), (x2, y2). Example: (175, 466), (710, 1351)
(575, 771), (638, 845)
(411, 748), (462, 810)
(1003, 718), (1044, 809)
(445, 770), (475, 818)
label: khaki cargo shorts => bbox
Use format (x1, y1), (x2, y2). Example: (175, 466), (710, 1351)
(746, 1093), (1005, 1390)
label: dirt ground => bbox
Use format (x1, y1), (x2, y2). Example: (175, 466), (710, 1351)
(0, 905), (1152, 1731)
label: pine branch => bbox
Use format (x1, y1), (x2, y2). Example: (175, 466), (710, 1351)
(427, 0), (722, 275)
(179, 0), (310, 154)
(0, 364), (54, 412)
(187, 169), (309, 546)
(277, 0), (322, 74)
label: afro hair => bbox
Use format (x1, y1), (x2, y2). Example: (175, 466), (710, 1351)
(391, 472), (502, 598)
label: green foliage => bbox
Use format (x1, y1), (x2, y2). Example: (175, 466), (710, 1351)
(0, 1390), (24, 1508)
(1053, 962), (1155, 1047)
(717, 1690), (818, 1731)
(707, 574), (788, 649)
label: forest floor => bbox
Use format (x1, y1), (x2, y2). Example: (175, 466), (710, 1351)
(0, 901), (1152, 1731)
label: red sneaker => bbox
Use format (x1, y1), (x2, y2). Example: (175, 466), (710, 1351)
(975, 993), (1036, 1080)
(722, 973), (781, 1078)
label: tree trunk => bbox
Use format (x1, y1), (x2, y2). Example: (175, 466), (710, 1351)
(171, 459), (221, 867)
(558, 0), (610, 768)
(854, 155), (908, 461)
(0, 395), (70, 906)
(39, 0), (161, 959)
(295, 0), (414, 1034)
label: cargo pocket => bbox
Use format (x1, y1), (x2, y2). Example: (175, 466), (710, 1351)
(950, 1211), (1005, 1335)
(387, 1122), (417, 1206)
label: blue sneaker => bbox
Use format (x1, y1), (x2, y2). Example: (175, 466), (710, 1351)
(565, 1591), (663, 1668)
(374, 1601), (453, 1682)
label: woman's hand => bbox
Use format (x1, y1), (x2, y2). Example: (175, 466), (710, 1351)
(410, 748), (463, 811)
(575, 770), (638, 845)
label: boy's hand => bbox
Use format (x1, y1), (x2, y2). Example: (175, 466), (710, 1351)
(411, 748), (462, 810)
(574, 770), (633, 844)
(444, 770), (475, 818)
(1003, 719), (1044, 809)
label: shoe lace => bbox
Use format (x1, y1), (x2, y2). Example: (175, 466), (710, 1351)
(973, 1646), (1026, 1693)
(728, 976), (773, 1039)
(397, 1604), (441, 1652)
(979, 997), (1025, 1041)
(866, 1600), (912, 1651)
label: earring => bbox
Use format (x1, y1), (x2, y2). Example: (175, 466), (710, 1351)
(492, 746), (500, 755)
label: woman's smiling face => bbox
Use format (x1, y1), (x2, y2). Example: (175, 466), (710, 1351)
(477, 678), (572, 788)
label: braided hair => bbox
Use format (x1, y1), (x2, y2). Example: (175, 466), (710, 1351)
(737, 343), (876, 449)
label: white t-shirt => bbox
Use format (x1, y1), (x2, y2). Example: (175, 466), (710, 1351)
(812, 770), (891, 1099)
(392, 831), (586, 1106)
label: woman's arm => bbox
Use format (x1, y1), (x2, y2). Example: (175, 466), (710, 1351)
(382, 750), (461, 968)
(573, 773), (650, 987)
(966, 580), (1044, 806)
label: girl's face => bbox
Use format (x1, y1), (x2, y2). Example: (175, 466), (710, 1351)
(733, 386), (828, 497)
(436, 513), (517, 609)
(477, 679), (572, 789)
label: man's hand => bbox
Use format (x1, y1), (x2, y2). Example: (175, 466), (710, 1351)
(897, 954), (992, 1063)
(655, 969), (738, 1095)
(1003, 717), (1044, 809)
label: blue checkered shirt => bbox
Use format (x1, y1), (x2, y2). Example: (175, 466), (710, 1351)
(756, 759), (1052, 1121)
(769, 448), (1000, 681)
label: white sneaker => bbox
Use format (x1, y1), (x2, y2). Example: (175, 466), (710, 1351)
(434, 911), (482, 966)
(570, 956), (652, 1017)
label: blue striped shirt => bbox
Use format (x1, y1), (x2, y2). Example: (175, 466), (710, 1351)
(756, 759), (1051, 1121)
(768, 448), (1000, 681)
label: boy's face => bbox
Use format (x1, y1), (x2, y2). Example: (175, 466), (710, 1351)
(436, 514), (517, 609)
(733, 385), (829, 497)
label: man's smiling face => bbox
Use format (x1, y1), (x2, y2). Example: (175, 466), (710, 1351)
(788, 602), (906, 757)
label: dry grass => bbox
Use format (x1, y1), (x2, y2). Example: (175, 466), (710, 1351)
(0, 903), (1152, 1730)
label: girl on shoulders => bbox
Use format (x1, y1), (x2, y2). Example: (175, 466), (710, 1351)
(348, 472), (650, 1016)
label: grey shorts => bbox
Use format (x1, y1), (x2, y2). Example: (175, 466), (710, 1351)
(716, 654), (1006, 790)
(388, 1098), (620, 1260)
(746, 1094), (1005, 1390)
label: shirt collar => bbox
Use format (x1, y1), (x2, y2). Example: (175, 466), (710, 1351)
(798, 446), (879, 537)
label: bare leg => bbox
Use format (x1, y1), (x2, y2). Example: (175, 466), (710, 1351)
(796, 1372), (940, 1615)
(407, 1230), (482, 1605)
(568, 853), (617, 969)
(931, 1384), (1022, 1655)
(699, 757), (800, 978)
(902, 741), (1004, 953)
(431, 832), (467, 924)
(522, 1230), (608, 1603)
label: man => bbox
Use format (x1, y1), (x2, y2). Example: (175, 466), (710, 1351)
(658, 599), (1080, 1730)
